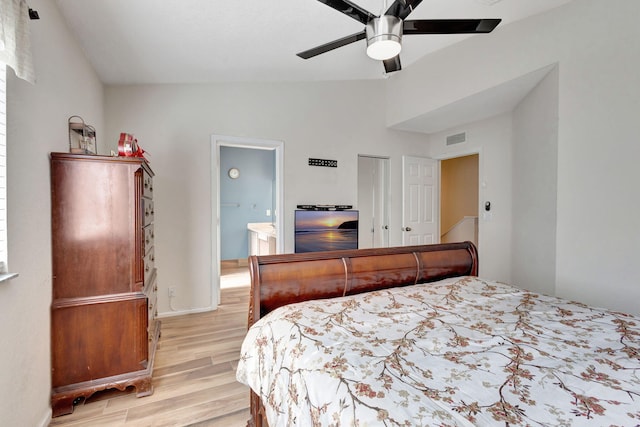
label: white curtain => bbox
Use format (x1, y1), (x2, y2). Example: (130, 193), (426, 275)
(0, 0), (35, 83)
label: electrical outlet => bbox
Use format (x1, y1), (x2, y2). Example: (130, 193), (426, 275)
(168, 287), (176, 298)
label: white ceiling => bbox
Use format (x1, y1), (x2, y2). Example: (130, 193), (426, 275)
(55, 0), (572, 85)
(394, 64), (555, 133)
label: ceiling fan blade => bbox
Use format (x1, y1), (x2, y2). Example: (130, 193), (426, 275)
(403, 19), (501, 35)
(316, 0), (376, 25)
(385, 0), (424, 20)
(297, 31), (366, 59)
(383, 55), (402, 73)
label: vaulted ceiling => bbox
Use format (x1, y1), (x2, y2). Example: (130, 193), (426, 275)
(55, 0), (572, 85)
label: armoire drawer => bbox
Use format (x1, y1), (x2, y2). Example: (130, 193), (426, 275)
(144, 246), (155, 280)
(146, 272), (158, 343)
(144, 199), (154, 226)
(144, 224), (154, 254)
(143, 173), (153, 199)
(148, 287), (157, 334)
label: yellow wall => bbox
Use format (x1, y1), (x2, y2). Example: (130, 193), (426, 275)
(440, 154), (479, 234)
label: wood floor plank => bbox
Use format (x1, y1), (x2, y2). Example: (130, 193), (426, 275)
(153, 356), (213, 378)
(49, 408), (128, 426)
(185, 407), (251, 427)
(123, 380), (248, 422)
(49, 263), (251, 427)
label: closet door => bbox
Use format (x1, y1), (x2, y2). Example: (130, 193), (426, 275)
(358, 155), (389, 249)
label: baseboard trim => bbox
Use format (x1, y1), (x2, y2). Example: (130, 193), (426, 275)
(157, 305), (216, 318)
(38, 410), (52, 427)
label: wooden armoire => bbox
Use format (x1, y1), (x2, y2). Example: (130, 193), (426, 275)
(50, 153), (160, 417)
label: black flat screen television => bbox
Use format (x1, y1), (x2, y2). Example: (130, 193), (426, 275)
(294, 210), (359, 253)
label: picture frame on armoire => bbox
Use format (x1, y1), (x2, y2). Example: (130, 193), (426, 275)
(68, 115), (97, 155)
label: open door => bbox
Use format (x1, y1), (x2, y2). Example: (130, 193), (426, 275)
(402, 156), (439, 245)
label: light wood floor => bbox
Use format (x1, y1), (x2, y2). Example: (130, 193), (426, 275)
(50, 262), (251, 427)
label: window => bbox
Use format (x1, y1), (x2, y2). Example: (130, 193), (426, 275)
(0, 0), (33, 281)
(0, 61), (7, 271)
(0, 61), (16, 280)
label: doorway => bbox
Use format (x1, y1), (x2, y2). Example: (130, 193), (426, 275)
(401, 153), (480, 248)
(440, 154), (479, 246)
(357, 155), (390, 249)
(220, 146), (275, 261)
(211, 135), (284, 308)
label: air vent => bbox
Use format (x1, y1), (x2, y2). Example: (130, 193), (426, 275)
(446, 132), (466, 146)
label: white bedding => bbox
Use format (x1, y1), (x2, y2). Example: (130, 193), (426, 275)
(237, 276), (640, 426)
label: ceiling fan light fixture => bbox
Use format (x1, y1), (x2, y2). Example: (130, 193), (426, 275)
(366, 15), (403, 60)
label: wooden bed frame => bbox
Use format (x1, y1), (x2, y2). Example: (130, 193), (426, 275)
(245, 242), (479, 427)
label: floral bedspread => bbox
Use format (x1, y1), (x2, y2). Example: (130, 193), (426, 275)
(236, 276), (640, 426)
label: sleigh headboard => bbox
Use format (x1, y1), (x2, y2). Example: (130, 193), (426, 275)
(247, 241), (478, 327)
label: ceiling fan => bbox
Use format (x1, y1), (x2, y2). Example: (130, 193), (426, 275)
(297, 0), (501, 73)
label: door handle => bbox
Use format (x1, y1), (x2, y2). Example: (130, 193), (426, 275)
(403, 227), (412, 232)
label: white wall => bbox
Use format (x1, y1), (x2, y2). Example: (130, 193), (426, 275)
(554, 2), (640, 314)
(388, 0), (640, 315)
(0, 0), (104, 425)
(512, 67), (558, 296)
(104, 82), (428, 315)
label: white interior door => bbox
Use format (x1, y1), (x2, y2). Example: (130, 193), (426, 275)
(402, 156), (439, 246)
(374, 157), (390, 247)
(357, 156), (390, 248)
